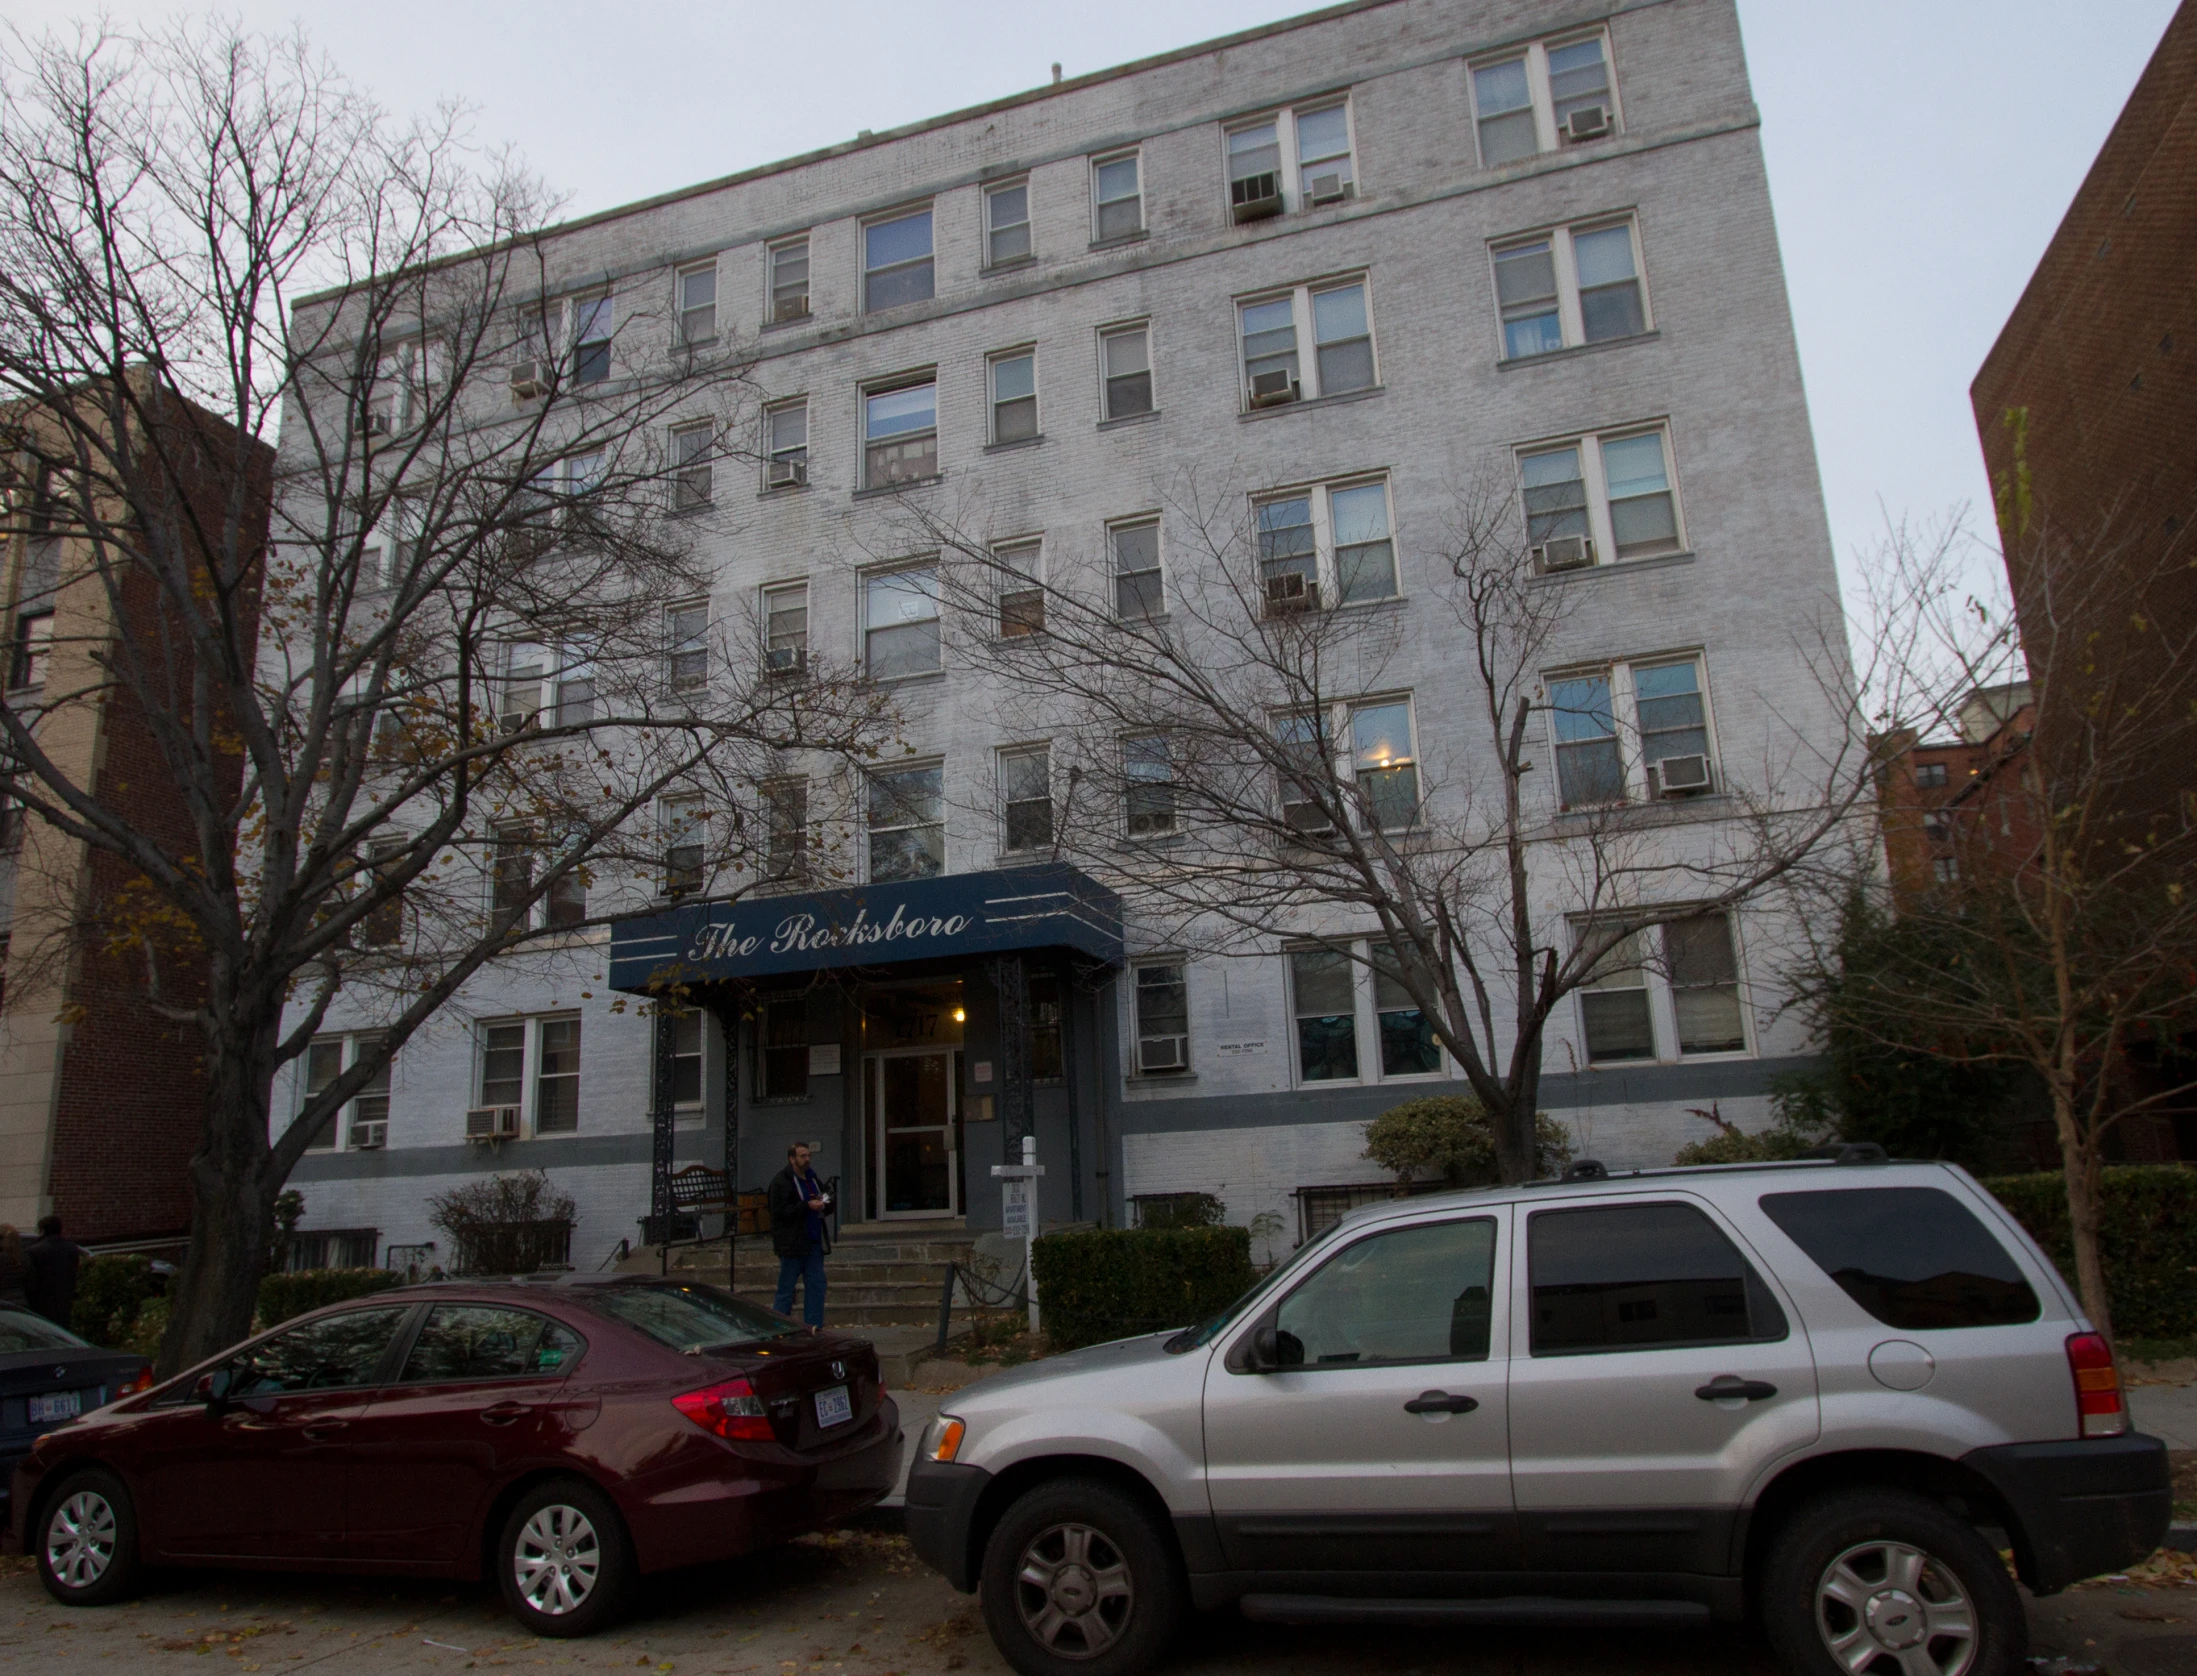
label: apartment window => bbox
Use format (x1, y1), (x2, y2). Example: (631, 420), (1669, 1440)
(864, 208), (934, 312)
(990, 350), (1038, 444)
(573, 293), (612, 385)
(1275, 697), (1418, 832)
(1351, 700), (1418, 831)
(1473, 32), (1617, 165)
(1548, 653), (1715, 807)
(1914, 762), (1950, 790)
(535, 1018), (582, 1132)
(1518, 427), (1682, 570)
(763, 580), (809, 675)
(551, 648), (595, 727)
(985, 181), (1032, 267)
(672, 422), (713, 511)
(1124, 734), (1175, 836)
(1228, 101), (1356, 220)
(1290, 947), (1359, 1082)
(764, 776), (808, 881)
(1132, 961), (1188, 1074)
(1372, 946), (1441, 1076)
(864, 379), (938, 487)
(1093, 152), (1142, 241)
(864, 567), (940, 678)
(479, 1022), (526, 1111)
(359, 837), (406, 948)
(667, 1012), (704, 1113)
(1100, 324), (1153, 419)
(1000, 746), (1053, 853)
(677, 263), (717, 344)
(759, 997), (808, 1098)
(666, 602), (708, 692)
(1932, 855), (1960, 885)
(766, 401), (808, 487)
(301, 1034), (391, 1152)
(361, 339), (442, 435)
(1274, 710), (1333, 835)
(769, 237), (811, 323)
(1255, 478), (1396, 609)
(10, 610), (53, 690)
(500, 642), (547, 732)
(1110, 519), (1163, 620)
(473, 1014), (583, 1137)
(1575, 913), (1746, 1063)
(1548, 671), (1621, 807)
(661, 795), (707, 897)
(995, 539), (1044, 638)
(869, 762), (944, 882)
(1239, 279), (1375, 407)
(1494, 220), (1645, 360)
(490, 825), (586, 927)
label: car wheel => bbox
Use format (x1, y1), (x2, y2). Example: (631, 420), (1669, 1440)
(1762, 1487), (2026, 1676)
(496, 1478), (635, 1638)
(978, 1477), (1183, 1676)
(35, 1467), (143, 1608)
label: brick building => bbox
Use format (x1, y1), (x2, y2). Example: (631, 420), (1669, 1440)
(0, 389), (273, 1246)
(281, 0), (1852, 1268)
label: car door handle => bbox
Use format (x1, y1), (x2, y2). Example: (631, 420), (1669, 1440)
(1402, 1390), (1479, 1415)
(1695, 1376), (1778, 1402)
(480, 1402), (533, 1426)
(300, 1420), (350, 1441)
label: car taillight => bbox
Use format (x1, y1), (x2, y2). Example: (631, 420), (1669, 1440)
(117, 1370), (154, 1397)
(672, 1376), (775, 1442)
(2067, 1332), (2128, 1437)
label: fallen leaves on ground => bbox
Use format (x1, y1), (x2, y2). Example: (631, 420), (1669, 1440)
(155, 1620), (295, 1652)
(2071, 1546), (2197, 1588)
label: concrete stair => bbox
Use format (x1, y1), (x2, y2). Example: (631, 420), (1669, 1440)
(638, 1219), (1000, 1330)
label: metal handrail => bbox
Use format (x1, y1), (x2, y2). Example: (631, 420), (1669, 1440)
(934, 1256), (1028, 1352)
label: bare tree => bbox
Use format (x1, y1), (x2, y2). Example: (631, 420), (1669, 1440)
(0, 23), (895, 1370)
(1792, 479), (2197, 1343)
(898, 460), (1867, 1185)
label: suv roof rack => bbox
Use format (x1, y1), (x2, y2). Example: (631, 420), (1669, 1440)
(1806, 1142), (1890, 1166)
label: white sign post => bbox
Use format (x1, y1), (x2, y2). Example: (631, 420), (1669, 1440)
(992, 1135), (1045, 1333)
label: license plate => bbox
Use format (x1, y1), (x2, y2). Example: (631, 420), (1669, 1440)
(813, 1385), (852, 1429)
(29, 1391), (79, 1424)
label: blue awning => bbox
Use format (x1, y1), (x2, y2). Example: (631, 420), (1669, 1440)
(607, 863), (1124, 992)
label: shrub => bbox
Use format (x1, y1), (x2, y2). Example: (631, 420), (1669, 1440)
(1363, 1096), (1572, 1187)
(1133, 1192), (1224, 1229)
(1982, 1167), (2197, 1340)
(1032, 1226), (1259, 1352)
(1672, 1102), (1828, 1166)
(428, 1170), (578, 1275)
(255, 1266), (403, 1329)
(71, 1254), (163, 1349)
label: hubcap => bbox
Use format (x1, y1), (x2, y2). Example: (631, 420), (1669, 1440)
(513, 1504), (600, 1616)
(1014, 1521), (1135, 1659)
(1815, 1538), (1977, 1676)
(45, 1490), (117, 1590)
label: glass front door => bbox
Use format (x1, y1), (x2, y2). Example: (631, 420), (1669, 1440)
(870, 1050), (960, 1217)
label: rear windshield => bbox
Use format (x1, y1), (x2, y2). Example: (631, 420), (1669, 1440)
(0, 1310), (89, 1354)
(579, 1283), (805, 1353)
(1759, 1187), (2040, 1330)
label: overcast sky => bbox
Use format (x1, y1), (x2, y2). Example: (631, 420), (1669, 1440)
(11, 0), (2178, 586)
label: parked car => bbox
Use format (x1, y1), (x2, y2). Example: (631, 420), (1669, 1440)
(0, 1308), (153, 1520)
(10, 1277), (899, 1636)
(906, 1153), (2169, 1676)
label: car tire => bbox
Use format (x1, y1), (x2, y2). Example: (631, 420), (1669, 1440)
(34, 1466), (143, 1608)
(978, 1476), (1184, 1676)
(495, 1477), (635, 1638)
(1761, 1487), (2027, 1676)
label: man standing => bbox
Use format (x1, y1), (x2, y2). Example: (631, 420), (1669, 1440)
(767, 1142), (830, 1328)
(25, 1216), (86, 1328)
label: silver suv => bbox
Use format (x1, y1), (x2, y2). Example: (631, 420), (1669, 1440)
(906, 1154), (2168, 1676)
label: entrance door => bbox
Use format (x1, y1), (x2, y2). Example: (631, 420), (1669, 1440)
(870, 1050), (959, 1217)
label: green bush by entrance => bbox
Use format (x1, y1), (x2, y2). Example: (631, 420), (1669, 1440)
(1032, 1226), (1258, 1352)
(256, 1266), (404, 1329)
(1982, 1167), (2197, 1340)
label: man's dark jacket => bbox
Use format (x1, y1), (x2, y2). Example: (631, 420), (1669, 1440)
(24, 1233), (85, 1327)
(767, 1166), (830, 1259)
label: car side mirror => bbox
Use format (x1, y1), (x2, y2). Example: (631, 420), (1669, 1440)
(193, 1369), (232, 1407)
(1249, 1325), (1281, 1373)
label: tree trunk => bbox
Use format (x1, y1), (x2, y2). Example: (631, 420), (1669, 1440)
(2049, 1080), (2115, 1344)
(157, 1044), (282, 1376)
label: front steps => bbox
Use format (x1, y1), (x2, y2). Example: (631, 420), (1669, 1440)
(630, 1218), (1009, 1330)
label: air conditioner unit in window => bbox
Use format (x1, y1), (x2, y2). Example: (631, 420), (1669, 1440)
(1249, 370), (1301, 408)
(465, 1104), (522, 1140)
(354, 407), (391, 438)
(765, 645), (808, 677)
(1138, 1035), (1187, 1073)
(773, 296), (811, 324)
(1565, 105), (1612, 141)
(348, 1120), (387, 1150)
(509, 361), (547, 400)
(1264, 571), (1318, 614)
(1230, 172), (1283, 223)
(1653, 753), (1713, 796)
(1533, 535), (1595, 573)
(1306, 173), (1354, 206)
(766, 457), (807, 489)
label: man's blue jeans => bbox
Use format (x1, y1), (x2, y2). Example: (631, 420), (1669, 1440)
(775, 1248), (826, 1327)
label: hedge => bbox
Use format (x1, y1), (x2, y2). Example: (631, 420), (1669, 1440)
(256, 1267), (404, 1328)
(1982, 1167), (2197, 1340)
(72, 1255), (165, 1349)
(1032, 1227), (1259, 1352)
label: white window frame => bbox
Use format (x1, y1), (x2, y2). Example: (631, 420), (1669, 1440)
(476, 1014), (585, 1138)
(1252, 475), (1399, 611)
(671, 419), (714, 511)
(764, 398), (808, 488)
(1224, 98), (1359, 218)
(1097, 321), (1154, 420)
(988, 346), (1040, 445)
(1272, 691), (1421, 835)
(1490, 217), (1650, 360)
(663, 1009), (708, 1125)
(1469, 29), (1621, 165)
(862, 375), (940, 488)
(1091, 149), (1144, 242)
(1283, 940), (1450, 1089)
(1542, 650), (1720, 808)
(1122, 732), (1177, 838)
(665, 599), (709, 693)
(763, 775), (809, 883)
(867, 758), (946, 883)
(675, 261), (718, 345)
(861, 564), (942, 680)
(984, 178), (1033, 268)
(1570, 911), (1751, 1066)
(862, 205), (935, 314)
(998, 742), (1054, 856)
(1514, 423), (1685, 571)
(360, 339), (445, 436)
(1130, 959), (1190, 1075)
(1236, 275), (1378, 407)
(762, 578), (809, 676)
(488, 821), (588, 930)
(571, 292), (613, 386)
(298, 1032), (393, 1152)
(994, 538), (1044, 639)
(1108, 516), (1165, 621)
(767, 235), (811, 324)
(660, 793), (709, 899)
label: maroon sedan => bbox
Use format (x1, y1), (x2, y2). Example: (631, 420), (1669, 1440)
(7, 1277), (899, 1636)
